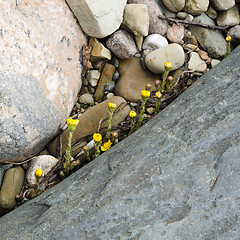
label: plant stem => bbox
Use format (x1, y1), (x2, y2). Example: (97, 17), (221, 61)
(135, 100), (147, 130)
(106, 110), (114, 140)
(64, 130), (73, 174)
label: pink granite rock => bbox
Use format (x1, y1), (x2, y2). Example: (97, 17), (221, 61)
(106, 30), (138, 59)
(127, 0), (169, 35)
(0, 0), (87, 163)
(166, 24), (185, 43)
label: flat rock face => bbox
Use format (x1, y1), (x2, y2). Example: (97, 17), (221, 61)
(0, 47), (239, 239)
(189, 13), (227, 58)
(66, 0), (127, 38)
(0, 0), (87, 163)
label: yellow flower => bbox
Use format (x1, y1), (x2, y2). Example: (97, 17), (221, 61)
(93, 133), (102, 143)
(129, 111), (137, 118)
(35, 168), (43, 178)
(226, 36), (231, 42)
(155, 91), (162, 99)
(108, 102), (117, 111)
(67, 118), (79, 131)
(164, 62), (172, 71)
(141, 90), (150, 101)
(101, 140), (112, 152)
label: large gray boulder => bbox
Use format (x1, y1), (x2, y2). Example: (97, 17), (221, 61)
(0, 0), (87, 163)
(0, 46), (239, 239)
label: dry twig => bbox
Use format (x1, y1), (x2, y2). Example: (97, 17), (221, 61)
(158, 15), (228, 32)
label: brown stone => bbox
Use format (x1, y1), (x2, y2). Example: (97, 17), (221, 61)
(198, 50), (209, 61)
(115, 57), (159, 102)
(94, 63), (116, 103)
(47, 97), (131, 157)
(89, 37), (111, 62)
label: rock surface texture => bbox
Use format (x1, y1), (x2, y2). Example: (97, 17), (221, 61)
(66, 0), (127, 38)
(189, 13), (227, 58)
(0, 0), (87, 163)
(0, 45), (239, 240)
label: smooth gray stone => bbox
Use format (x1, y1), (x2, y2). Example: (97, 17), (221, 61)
(0, 46), (240, 239)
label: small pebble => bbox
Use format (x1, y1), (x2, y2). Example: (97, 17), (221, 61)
(134, 53), (142, 58)
(106, 93), (115, 99)
(78, 93), (94, 106)
(211, 59), (220, 68)
(112, 71), (120, 81)
(104, 82), (115, 92)
(177, 12), (188, 19)
(146, 107), (154, 115)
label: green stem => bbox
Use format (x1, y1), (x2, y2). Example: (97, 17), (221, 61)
(224, 42), (231, 58)
(160, 70), (170, 93)
(84, 147), (91, 162)
(64, 130), (73, 174)
(155, 98), (161, 114)
(135, 100), (146, 130)
(94, 142), (101, 159)
(128, 118), (136, 136)
(106, 111), (114, 140)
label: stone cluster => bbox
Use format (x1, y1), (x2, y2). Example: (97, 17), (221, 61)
(0, 0), (239, 213)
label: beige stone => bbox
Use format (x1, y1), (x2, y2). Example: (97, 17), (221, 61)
(115, 58), (159, 102)
(216, 5), (240, 27)
(163, 0), (185, 12)
(123, 4), (149, 37)
(145, 44), (185, 74)
(210, 0), (235, 11)
(47, 97), (130, 157)
(66, 0), (127, 38)
(206, 5), (217, 19)
(89, 38), (111, 62)
(26, 155), (59, 186)
(188, 52), (207, 72)
(184, 0), (209, 15)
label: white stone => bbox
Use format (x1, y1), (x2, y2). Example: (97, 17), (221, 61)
(216, 5), (240, 27)
(123, 4), (149, 37)
(87, 70), (101, 83)
(184, 0), (209, 15)
(107, 93), (115, 99)
(88, 79), (98, 87)
(66, 0), (127, 38)
(211, 59), (220, 68)
(145, 43), (185, 74)
(210, 0), (235, 11)
(188, 52), (207, 72)
(163, 0), (185, 12)
(26, 155), (59, 185)
(142, 34), (168, 50)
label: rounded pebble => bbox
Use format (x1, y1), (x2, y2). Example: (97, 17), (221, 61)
(0, 166), (25, 210)
(145, 43), (185, 74)
(78, 93), (94, 106)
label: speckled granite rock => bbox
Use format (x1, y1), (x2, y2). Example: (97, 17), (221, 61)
(0, 0), (87, 163)
(0, 44), (239, 240)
